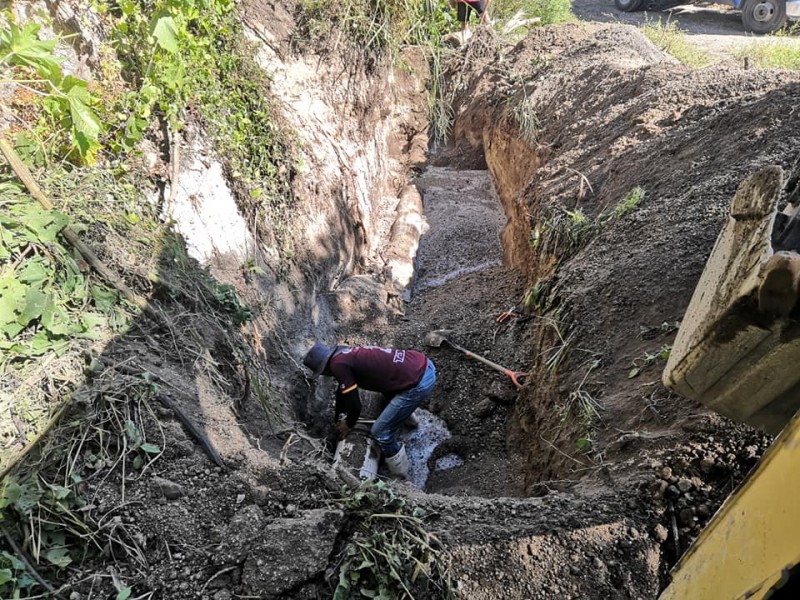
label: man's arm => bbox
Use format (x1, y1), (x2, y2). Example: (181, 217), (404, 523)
(335, 384), (362, 432)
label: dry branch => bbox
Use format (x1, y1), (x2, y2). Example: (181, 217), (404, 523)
(1, 526), (67, 600)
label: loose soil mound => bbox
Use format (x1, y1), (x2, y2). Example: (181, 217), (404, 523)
(433, 20), (800, 587)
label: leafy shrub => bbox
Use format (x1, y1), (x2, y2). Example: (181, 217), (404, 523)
(334, 481), (454, 599)
(0, 14), (103, 162)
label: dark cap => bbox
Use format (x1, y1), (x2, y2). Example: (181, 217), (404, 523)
(303, 341), (335, 377)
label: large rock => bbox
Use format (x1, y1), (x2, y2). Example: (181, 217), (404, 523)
(241, 509), (344, 597)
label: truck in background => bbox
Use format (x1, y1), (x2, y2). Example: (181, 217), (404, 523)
(615, 0), (800, 34)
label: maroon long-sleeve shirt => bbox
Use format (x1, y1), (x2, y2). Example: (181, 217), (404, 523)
(329, 346), (427, 427)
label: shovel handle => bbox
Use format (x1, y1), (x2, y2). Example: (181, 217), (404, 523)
(449, 342), (527, 389)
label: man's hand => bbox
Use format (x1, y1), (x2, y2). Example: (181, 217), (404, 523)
(335, 419), (350, 439)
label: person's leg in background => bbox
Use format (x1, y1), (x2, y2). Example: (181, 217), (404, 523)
(456, 1), (470, 41)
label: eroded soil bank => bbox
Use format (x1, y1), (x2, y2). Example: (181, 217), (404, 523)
(3, 3), (799, 599)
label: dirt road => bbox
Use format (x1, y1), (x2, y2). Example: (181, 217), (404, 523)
(573, 0), (792, 63)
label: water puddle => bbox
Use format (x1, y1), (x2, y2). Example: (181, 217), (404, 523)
(415, 260), (502, 291)
(402, 409), (460, 489)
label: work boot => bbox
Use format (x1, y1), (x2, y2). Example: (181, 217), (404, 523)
(385, 445), (409, 480)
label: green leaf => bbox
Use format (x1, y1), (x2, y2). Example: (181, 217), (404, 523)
(1, 550), (25, 572)
(13, 484), (43, 515)
(119, 0), (137, 15)
(355, 559), (375, 570)
(29, 330), (70, 356)
(628, 367), (640, 379)
(49, 485), (71, 500)
(17, 259), (49, 286)
(151, 14), (179, 53)
(0, 276), (26, 332)
(77, 312), (106, 338)
(20, 207), (69, 242)
(2, 21), (63, 80)
(66, 86), (102, 141)
(91, 285), (118, 312)
(18, 287), (48, 328)
(116, 587), (132, 600)
(0, 568), (13, 585)
(126, 420), (143, 449)
(132, 455), (143, 470)
(41, 303), (71, 337)
(45, 547), (72, 569)
(139, 443), (161, 454)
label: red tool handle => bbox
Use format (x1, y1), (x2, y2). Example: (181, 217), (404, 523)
(457, 344), (527, 389)
(505, 370), (526, 390)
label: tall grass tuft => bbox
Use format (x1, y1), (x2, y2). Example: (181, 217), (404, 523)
(642, 18), (712, 68)
(491, 0), (574, 26)
(736, 38), (800, 70)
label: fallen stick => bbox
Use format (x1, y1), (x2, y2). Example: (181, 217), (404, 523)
(159, 394), (225, 469)
(0, 136), (155, 319)
(1, 526), (67, 600)
(107, 361), (226, 469)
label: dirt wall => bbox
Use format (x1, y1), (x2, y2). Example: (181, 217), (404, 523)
(443, 24), (800, 484)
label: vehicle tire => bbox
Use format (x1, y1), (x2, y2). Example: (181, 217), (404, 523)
(742, 0), (787, 34)
(614, 0), (645, 11)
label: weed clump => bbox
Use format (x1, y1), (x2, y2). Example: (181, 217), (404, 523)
(642, 18), (712, 68)
(736, 37), (800, 70)
(492, 0), (574, 27)
(333, 480), (454, 600)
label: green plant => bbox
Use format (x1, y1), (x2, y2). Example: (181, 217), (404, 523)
(543, 318), (574, 372)
(0, 14), (103, 162)
(531, 186), (645, 267)
(333, 480), (454, 600)
(512, 94), (540, 145)
(641, 18), (712, 68)
(491, 0), (573, 28)
(490, 0), (573, 26)
(0, 368), (168, 597)
(0, 182), (115, 361)
(530, 207), (592, 258)
(105, 0), (297, 247)
(560, 358), (602, 424)
(611, 186), (645, 219)
(0, 475), (91, 596)
(735, 37), (800, 70)
(524, 276), (557, 313)
(628, 345), (672, 379)
(294, 1), (458, 142)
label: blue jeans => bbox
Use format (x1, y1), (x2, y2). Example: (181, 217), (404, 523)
(371, 359), (436, 457)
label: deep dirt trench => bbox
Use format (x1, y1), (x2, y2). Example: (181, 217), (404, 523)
(5, 2), (800, 598)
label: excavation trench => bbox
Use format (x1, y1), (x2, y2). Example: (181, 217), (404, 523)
(323, 165), (534, 495)
(7, 5), (798, 597)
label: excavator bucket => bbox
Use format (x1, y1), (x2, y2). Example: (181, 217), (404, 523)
(663, 166), (800, 434)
